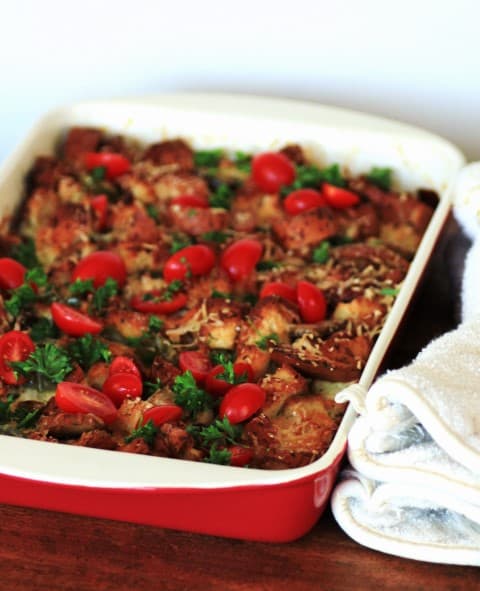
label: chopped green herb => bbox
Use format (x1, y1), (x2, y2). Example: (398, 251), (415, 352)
(211, 289), (231, 300)
(255, 333), (280, 351)
(201, 231), (229, 243)
(143, 378), (162, 397)
(217, 361), (248, 385)
(203, 444), (231, 465)
(160, 280), (183, 302)
(11, 238), (39, 269)
(234, 151), (252, 173)
(30, 317), (59, 342)
(172, 371), (212, 416)
(312, 241), (330, 264)
(67, 334), (112, 369)
(256, 260), (281, 271)
(148, 315), (164, 332)
(91, 166), (106, 181)
(320, 163), (346, 187)
(70, 278), (95, 297)
(209, 184), (233, 209)
(367, 167), (392, 191)
(125, 419), (158, 446)
(92, 277), (118, 312)
(25, 266), (48, 288)
(170, 233), (193, 254)
(188, 417), (242, 448)
(0, 394), (15, 423)
(5, 283), (37, 317)
(14, 406), (42, 429)
(11, 343), (72, 387)
(380, 287), (399, 296)
(282, 162), (346, 196)
(146, 204), (159, 221)
(194, 149), (224, 168)
(209, 350), (234, 366)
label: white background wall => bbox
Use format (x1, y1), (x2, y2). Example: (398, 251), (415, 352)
(0, 0), (479, 163)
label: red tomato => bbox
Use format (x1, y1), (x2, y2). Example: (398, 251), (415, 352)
(205, 365), (232, 397)
(283, 189), (327, 215)
(229, 445), (254, 467)
(56, 381), (117, 424)
(220, 239), (263, 282)
(109, 356), (141, 378)
(0, 258), (26, 290)
(322, 183), (360, 208)
(296, 280), (327, 323)
(72, 251), (127, 288)
(102, 372), (143, 407)
(171, 195), (209, 208)
(130, 292), (187, 315)
(163, 245), (216, 282)
(0, 331), (35, 385)
(51, 302), (103, 337)
(84, 152), (131, 179)
(232, 361), (254, 383)
(251, 152), (296, 193)
(90, 194), (109, 230)
(219, 383), (266, 424)
(178, 350), (211, 384)
(259, 281), (297, 303)
(142, 404), (183, 426)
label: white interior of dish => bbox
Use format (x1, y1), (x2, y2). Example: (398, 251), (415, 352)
(0, 93), (465, 488)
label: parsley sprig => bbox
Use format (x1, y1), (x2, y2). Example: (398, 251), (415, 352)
(70, 277), (118, 313)
(67, 334), (112, 369)
(125, 419), (158, 446)
(10, 238), (39, 269)
(367, 167), (392, 191)
(172, 371), (212, 416)
(188, 417), (242, 447)
(11, 343), (72, 389)
(282, 163), (346, 196)
(5, 267), (50, 317)
(209, 184), (233, 209)
(312, 241), (331, 264)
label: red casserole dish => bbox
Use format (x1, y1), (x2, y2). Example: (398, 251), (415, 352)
(0, 93), (464, 541)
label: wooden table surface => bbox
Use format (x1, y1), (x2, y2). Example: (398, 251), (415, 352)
(0, 220), (478, 591)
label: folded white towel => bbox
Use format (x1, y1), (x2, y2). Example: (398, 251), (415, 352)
(331, 164), (480, 565)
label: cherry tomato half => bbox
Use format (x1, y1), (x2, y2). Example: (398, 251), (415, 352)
(296, 280), (327, 323)
(51, 302), (103, 337)
(142, 404), (183, 426)
(178, 350), (211, 384)
(130, 292), (187, 315)
(171, 195), (209, 208)
(283, 189), (327, 215)
(90, 194), (109, 230)
(55, 381), (117, 424)
(322, 183), (360, 208)
(109, 356), (141, 378)
(0, 258), (26, 290)
(102, 372), (143, 407)
(163, 245), (216, 282)
(251, 152), (296, 193)
(232, 361), (254, 383)
(72, 251), (127, 288)
(259, 281), (297, 304)
(220, 239), (263, 282)
(219, 383), (266, 424)
(84, 152), (131, 179)
(0, 331), (35, 385)
(205, 364), (233, 397)
(229, 445), (254, 467)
